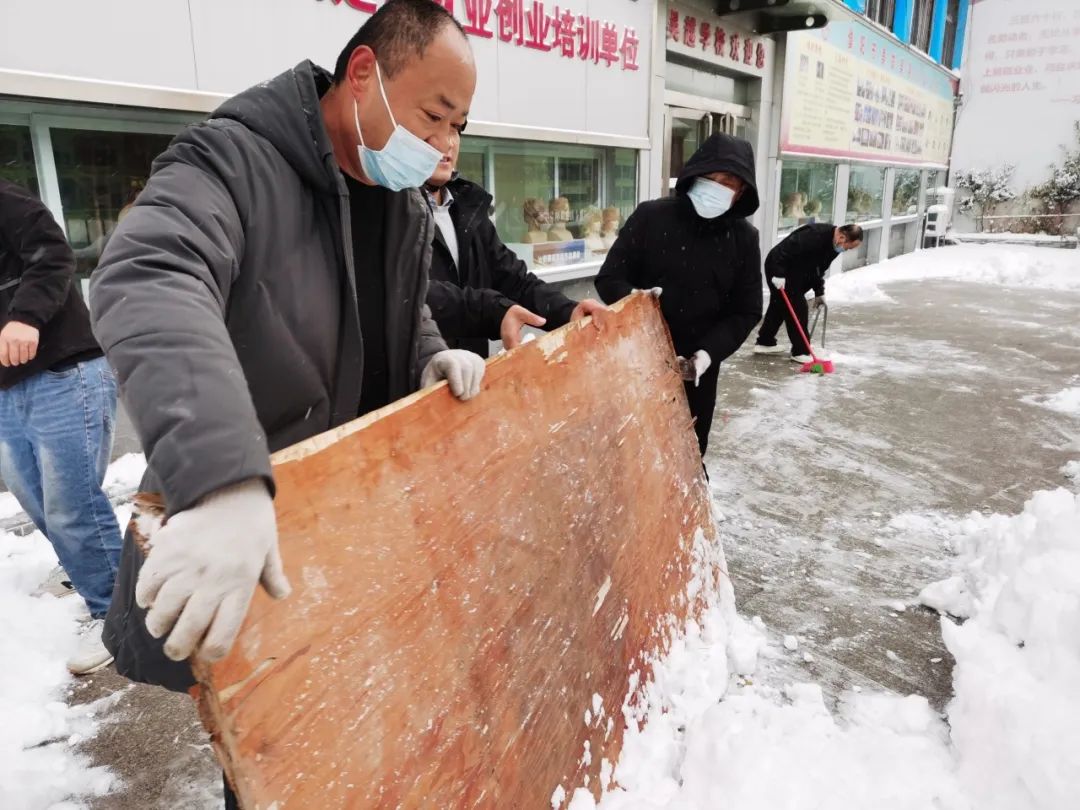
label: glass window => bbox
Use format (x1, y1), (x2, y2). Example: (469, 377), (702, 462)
(51, 128), (175, 279)
(461, 135), (637, 271)
(912, 0), (934, 52)
(892, 169), (921, 216)
(847, 165), (886, 222)
(942, 0), (961, 68)
(778, 160), (836, 234)
(0, 124), (38, 195)
(455, 145), (486, 188)
(865, 0), (896, 29)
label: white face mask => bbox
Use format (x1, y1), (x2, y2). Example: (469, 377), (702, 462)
(353, 61), (443, 191)
(687, 178), (736, 219)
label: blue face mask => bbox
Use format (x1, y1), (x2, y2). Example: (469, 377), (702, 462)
(834, 244), (846, 253)
(687, 178), (736, 219)
(353, 61), (443, 191)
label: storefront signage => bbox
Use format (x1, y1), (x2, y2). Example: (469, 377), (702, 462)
(664, 3), (768, 79)
(780, 18), (956, 166)
(316, 0), (640, 70)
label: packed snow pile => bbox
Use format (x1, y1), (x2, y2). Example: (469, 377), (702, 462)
(0, 455), (146, 807)
(567, 487), (1080, 810)
(0, 528), (115, 807)
(921, 488), (1080, 810)
(827, 245), (1080, 304)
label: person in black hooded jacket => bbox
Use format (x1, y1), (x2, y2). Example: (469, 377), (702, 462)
(596, 134), (762, 456)
(424, 129), (608, 356)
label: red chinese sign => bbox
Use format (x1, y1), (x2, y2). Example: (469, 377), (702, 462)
(665, 6), (767, 73)
(318, 0), (639, 71)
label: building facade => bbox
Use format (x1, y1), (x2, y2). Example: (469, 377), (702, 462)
(0, 0), (969, 292)
(950, 0), (1080, 234)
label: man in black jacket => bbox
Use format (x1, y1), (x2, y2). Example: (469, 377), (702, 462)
(90, 0), (485, 694)
(753, 223), (863, 361)
(0, 179), (122, 675)
(424, 129), (608, 356)
(596, 134), (763, 456)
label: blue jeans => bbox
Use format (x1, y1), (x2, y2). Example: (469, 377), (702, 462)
(0, 357), (122, 618)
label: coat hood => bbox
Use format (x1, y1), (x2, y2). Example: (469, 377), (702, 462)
(674, 133), (760, 219)
(443, 174), (493, 230)
(211, 61), (340, 195)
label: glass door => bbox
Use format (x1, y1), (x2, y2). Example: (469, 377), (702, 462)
(664, 108), (752, 194)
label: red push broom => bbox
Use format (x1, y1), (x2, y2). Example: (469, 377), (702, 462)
(777, 287), (834, 374)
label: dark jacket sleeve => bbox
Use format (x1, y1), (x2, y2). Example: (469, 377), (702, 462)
(417, 300), (448, 377)
(89, 122), (273, 517)
(479, 219), (577, 329)
(427, 279), (513, 341)
(1, 184), (76, 330)
(813, 273), (826, 299)
(595, 207), (645, 304)
(698, 224), (763, 363)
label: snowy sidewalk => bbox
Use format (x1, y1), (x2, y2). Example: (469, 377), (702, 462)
(581, 246), (1080, 809)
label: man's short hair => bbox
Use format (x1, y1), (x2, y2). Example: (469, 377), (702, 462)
(839, 224), (864, 242)
(333, 0), (466, 83)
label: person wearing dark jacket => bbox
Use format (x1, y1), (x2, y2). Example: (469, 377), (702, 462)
(596, 134), (763, 456)
(89, 0), (484, 695)
(753, 223), (863, 361)
(424, 129), (608, 356)
(0, 179), (122, 675)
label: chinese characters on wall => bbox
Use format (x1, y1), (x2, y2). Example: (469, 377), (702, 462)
(979, 8), (1080, 101)
(319, 0), (639, 70)
(665, 7), (767, 72)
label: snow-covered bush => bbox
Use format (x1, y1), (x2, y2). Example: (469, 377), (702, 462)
(953, 165), (1017, 231)
(1029, 121), (1080, 235)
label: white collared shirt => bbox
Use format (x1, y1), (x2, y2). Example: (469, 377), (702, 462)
(430, 187), (459, 269)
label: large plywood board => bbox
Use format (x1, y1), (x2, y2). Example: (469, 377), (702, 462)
(187, 293), (721, 808)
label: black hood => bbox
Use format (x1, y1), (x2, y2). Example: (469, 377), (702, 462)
(674, 133), (759, 220)
(211, 61), (340, 195)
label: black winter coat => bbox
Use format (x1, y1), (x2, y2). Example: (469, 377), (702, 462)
(0, 179), (102, 389)
(764, 223), (837, 297)
(426, 176), (576, 358)
(596, 134), (763, 363)
(90, 61), (447, 691)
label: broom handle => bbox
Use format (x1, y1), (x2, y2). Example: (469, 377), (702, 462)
(777, 287), (820, 363)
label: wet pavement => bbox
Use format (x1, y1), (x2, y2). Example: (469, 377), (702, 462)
(66, 278), (1080, 808)
(709, 280), (1080, 710)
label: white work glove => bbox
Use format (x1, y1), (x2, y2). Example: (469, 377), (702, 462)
(771, 277), (786, 290)
(137, 479), (290, 662)
(677, 350), (712, 386)
(634, 287), (663, 298)
(421, 349), (485, 401)
(812, 295), (826, 309)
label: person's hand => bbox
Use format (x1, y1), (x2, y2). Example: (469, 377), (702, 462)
(500, 305), (547, 349)
(421, 350), (485, 400)
(0, 321), (40, 367)
(136, 479), (291, 663)
(770, 277), (786, 290)
(812, 295), (826, 310)
(570, 298), (612, 333)
(676, 350), (712, 386)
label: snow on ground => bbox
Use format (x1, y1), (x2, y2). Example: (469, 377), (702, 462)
(0, 456), (144, 809)
(827, 245), (1080, 305)
(1024, 386), (1080, 418)
(566, 484), (1080, 810)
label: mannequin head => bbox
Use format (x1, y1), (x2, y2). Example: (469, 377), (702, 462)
(582, 207), (603, 236)
(601, 206), (620, 236)
(523, 197), (551, 232)
(549, 197), (571, 224)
